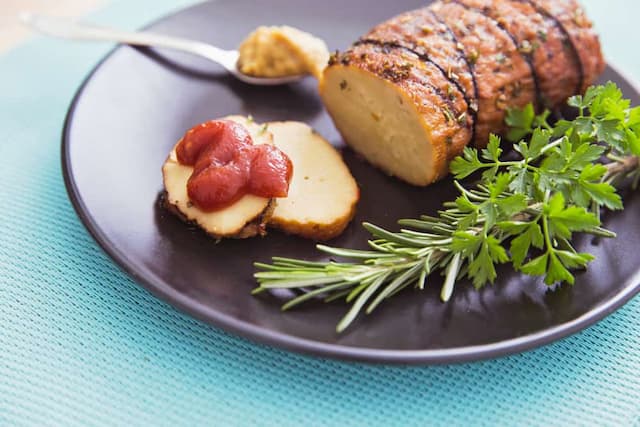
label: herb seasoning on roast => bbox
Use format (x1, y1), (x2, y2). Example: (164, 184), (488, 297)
(320, 0), (604, 186)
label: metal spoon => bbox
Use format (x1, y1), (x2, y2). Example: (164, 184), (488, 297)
(19, 12), (305, 86)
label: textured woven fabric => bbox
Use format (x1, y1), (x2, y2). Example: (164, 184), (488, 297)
(1, 0), (639, 425)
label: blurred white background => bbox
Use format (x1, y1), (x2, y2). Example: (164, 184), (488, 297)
(0, 0), (105, 52)
(0, 0), (637, 82)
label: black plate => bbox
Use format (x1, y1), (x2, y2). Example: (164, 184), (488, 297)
(63, 0), (640, 364)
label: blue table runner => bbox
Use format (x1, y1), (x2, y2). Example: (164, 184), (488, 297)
(1, 0), (638, 425)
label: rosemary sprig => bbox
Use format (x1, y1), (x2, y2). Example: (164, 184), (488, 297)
(254, 82), (640, 332)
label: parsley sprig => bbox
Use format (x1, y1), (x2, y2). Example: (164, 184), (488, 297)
(254, 82), (640, 332)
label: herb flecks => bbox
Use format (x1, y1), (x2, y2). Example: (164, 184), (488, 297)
(254, 82), (640, 332)
(467, 49), (479, 65)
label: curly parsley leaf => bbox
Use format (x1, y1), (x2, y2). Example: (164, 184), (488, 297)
(545, 192), (600, 239)
(450, 147), (483, 179)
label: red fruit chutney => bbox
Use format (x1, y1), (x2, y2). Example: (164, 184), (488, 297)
(176, 119), (293, 211)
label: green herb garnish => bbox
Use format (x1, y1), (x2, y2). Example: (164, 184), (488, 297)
(253, 82), (640, 332)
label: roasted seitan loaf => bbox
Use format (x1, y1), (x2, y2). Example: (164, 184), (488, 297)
(320, 0), (605, 186)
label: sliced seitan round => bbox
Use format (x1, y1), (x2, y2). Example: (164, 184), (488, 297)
(162, 116), (275, 239)
(267, 121), (359, 241)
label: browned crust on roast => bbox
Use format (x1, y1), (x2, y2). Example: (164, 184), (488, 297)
(162, 191), (275, 240)
(431, 1), (536, 147)
(529, 0), (605, 93)
(361, 7), (478, 139)
(332, 43), (472, 179)
(323, 0), (604, 183)
(453, 0), (580, 109)
(451, 0), (542, 108)
(268, 191), (359, 241)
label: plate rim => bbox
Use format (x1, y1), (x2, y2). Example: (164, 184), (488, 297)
(60, 3), (640, 364)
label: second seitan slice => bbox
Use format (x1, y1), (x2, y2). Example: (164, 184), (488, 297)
(267, 121), (359, 241)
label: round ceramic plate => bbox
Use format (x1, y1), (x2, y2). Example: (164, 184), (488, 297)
(63, 0), (640, 364)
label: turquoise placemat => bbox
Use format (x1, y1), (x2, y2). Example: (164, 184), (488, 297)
(1, 0), (639, 425)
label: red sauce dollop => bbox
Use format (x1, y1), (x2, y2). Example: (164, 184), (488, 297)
(176, 119), (293, 211)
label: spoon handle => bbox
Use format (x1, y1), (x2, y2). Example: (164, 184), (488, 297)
(20, 12), (238, 70)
